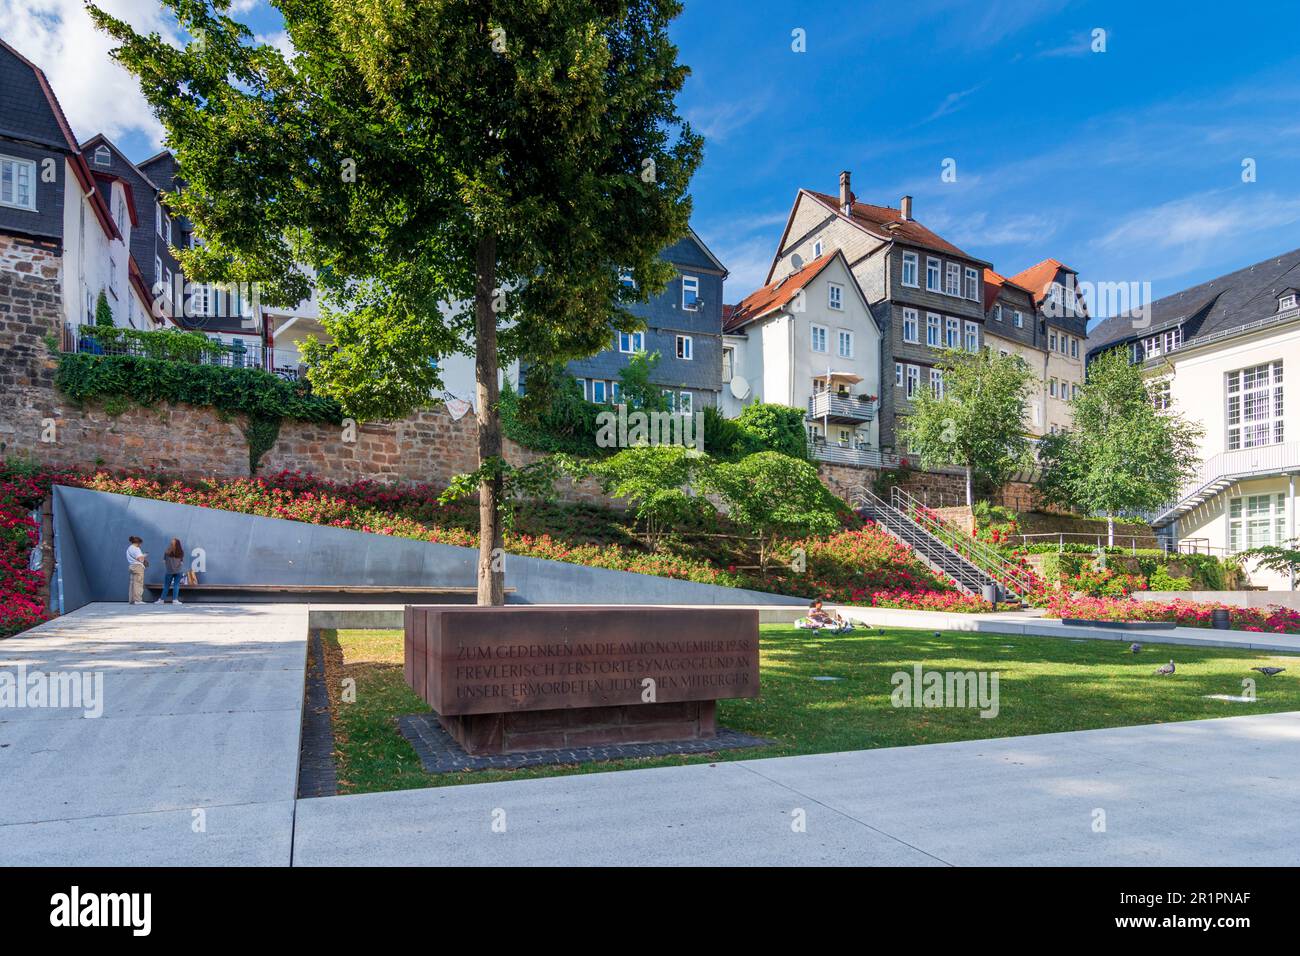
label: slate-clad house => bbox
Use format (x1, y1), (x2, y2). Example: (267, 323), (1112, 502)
(1086, 247), (1300, 589)
(763, 171), (991, 457)
(565, 228), (728, 413)
(0, 36), (132, 334)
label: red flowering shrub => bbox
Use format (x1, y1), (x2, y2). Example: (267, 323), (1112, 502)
(1, 464), (984, 614)
(1044, 593), (1300, 635)
(0, 469), (53, 637)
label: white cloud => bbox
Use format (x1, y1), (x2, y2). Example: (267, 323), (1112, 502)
(228, 0), (260, 13)
(716, 233), (777, 300)
(685, 94), (768, 144)
(254, 29), (295, 60)
(0, 0), (180, 147)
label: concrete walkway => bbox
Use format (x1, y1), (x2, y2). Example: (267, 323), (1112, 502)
(0, 603), (307, 865)
(292, 712), (1300, 866)
(6, 602), (1300, 866)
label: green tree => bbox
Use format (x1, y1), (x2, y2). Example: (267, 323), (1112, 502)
(1037, 348), (1203, 546)
(900, 347), (1034, 507)
(617, 350), (671, 411)
(92, 1), (702, 604)
(587, 445), (712, 549)
(703, 451), (839, 572)
(734, 403), (809, 460)
(94, 290), (114, 328)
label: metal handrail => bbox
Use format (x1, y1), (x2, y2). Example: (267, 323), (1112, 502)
(851, 486), (985, 595)
(888, 487), (1037, 598)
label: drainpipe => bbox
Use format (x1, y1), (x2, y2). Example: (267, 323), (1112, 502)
(1291, 472), (1297, 591)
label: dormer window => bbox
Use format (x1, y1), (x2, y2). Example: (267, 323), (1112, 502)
(1279, 292), (1297, 312)
(93, 145), (111, 167)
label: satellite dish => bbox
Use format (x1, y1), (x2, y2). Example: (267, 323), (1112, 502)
(790, 253), (804, 270)
(729, 375), (751, 400)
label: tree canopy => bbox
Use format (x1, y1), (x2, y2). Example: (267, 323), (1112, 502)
(900, 347), (1034, 506)
(1037, 348), (1203, 543)
(91, 0), (702, 602)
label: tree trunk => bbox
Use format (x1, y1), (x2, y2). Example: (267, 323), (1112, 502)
(1107, 514), (1115, 549)
(965, 465), (973, 508)
(474, 232), (505, 606)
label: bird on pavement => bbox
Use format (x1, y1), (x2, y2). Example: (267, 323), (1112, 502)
(1251, 666), (1287, 677)
(1155, 660), (1175, 675)
(1129, 643), (1142, 654)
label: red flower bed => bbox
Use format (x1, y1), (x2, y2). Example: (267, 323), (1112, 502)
(1044, 593), (1300, 635)
(0, 471), (52, 637)
(1, 464), (978, 618)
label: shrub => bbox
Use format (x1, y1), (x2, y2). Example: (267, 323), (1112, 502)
(1149, 565), (1192, 591)
(733, 403), (810, 460)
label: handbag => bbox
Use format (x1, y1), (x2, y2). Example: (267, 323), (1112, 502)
(185, 569), (198, 586)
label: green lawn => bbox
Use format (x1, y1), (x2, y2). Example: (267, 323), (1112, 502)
(320, 624), (1300, 795)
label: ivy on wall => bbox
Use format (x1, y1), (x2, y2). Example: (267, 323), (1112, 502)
(55, 353), (343, 473)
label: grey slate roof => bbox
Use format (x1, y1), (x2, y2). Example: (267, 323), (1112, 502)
(1087, 246), (1300, 357)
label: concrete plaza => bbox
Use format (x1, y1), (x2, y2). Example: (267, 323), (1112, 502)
(3, 603), (1299, 866)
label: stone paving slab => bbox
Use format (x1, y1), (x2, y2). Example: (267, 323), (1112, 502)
(292, 711), (1300, 867)
(0, 603), (307, 865)
(0, 801), (296, 867)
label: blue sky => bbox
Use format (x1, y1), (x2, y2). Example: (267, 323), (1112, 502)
(8, 0), (1300, 320)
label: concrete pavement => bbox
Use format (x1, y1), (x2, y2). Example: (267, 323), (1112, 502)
(291, 711), (1300, 866)
(0, 603), (307, 865)
(6, 602), (1300, 866)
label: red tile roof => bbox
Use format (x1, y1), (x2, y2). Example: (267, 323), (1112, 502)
(804, 190), (976, 260)
(1008, 258), (1074, 305)
(982, 267), (1035, 312)
(725, 252), (838, 331)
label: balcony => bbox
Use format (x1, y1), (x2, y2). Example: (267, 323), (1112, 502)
(808, 391), (876, 423)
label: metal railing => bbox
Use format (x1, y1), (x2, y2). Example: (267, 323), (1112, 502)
(1142, 308), (1300, 365)
(1152, 440), (1300, 525)
(807, 441), (967, 476)
(889, 486), (1038, 599)
(808, 391), (876, 422)
(67, 330), (307, 381)
(1015, 530), (1165, 553)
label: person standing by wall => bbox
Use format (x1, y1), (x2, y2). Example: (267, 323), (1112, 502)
(157, 538), (185, 605)
(126, 535), (148, 604)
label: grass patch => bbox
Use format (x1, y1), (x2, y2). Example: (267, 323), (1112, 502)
(321, 624), (1300, 795)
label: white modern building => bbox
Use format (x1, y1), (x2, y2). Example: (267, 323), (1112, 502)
(1088, 248), (1300, 590)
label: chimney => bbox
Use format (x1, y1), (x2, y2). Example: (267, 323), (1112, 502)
(900, 195), (913, 221)
(839, 170), (852, 214)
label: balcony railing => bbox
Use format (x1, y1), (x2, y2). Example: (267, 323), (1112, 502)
(808, 391), (876, 422)
(66, 327), (307, 381)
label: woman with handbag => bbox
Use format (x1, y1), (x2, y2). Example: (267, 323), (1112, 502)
(157, 538), (186, 605)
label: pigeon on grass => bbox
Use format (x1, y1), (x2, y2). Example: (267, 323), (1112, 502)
(1129, 643), (1142, 654)
(1251, 666), (1286, 677)
(1155, 660), (1175, 676)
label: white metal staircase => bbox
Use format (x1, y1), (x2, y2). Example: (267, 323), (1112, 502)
(1153, 442), (1300, 527)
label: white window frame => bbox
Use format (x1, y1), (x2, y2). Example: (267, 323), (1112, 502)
(945, 262), (961, 297)
(1280, 293), (1297, 311)
(1013, 310), (1024, 328)
(618, 331), (644, 353)
(576, 378), (588, 401)
(993, 304), (1003, 322)
(945, 317), (959, 349)
(591, 379), (608, 404)
(0, 154), (37, 211)
(902, 308), (919, 344)
(813, 239), (824, 258)
(964, 267), (979, 301)
(681, 275), (700, 311)
(926, 313), (941, 347)
(1226, 360), (1284, 450)
(930, 368), (944, 398)
(901, 251), (919, 288)
(837, 329), (854, 358)
(895, 362), (903, 387)
(93, 145), (111, 167)
(1050, 378), (1058, 398)
(827, 282), (844, 311)
(675, 334), (693, 360)
(926, 257), (941, 292)
(678, 391), (693, 414)
(722, 346), (734, 383)
(810, 323), (828, 353)
(964, 320), (978, 353)
(1228, 493), (1288, 553)
(905, 364), (920, 399)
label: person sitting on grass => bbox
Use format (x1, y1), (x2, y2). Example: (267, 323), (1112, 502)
(801, 599), (852, 632)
